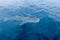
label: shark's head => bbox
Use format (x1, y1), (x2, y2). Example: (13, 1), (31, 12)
(27, 18), (40, 23)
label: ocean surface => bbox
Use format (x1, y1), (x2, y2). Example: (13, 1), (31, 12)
(0, 0), (60, 40)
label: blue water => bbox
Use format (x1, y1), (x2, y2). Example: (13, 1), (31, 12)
(0, 0), (60, 40)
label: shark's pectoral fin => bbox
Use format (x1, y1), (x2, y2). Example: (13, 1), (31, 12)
(19, 21), (27, 25)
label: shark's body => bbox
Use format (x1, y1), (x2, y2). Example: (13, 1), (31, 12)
(0, 16), (40, 25)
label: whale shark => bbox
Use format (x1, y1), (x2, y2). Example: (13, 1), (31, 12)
(0, 16), (40, 25)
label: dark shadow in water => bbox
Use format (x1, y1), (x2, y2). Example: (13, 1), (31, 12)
(12, 22), (58, 40)
(36, 33), (41, 40)
(14, 24), (28, 40)
(36, 33), (51, 40)
(41, 34), (50, 40)
(53, 36), (58, 40)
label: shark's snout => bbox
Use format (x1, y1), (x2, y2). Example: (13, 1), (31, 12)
(27, 18), (40, 23)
